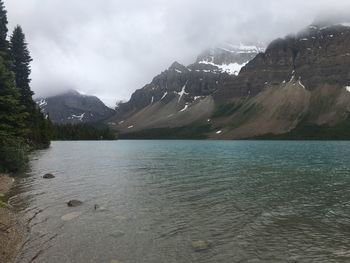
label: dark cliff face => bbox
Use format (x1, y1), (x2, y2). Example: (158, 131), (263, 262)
(216, 24), (350, 102)
(36, 90), (115, 124)
(115, 61), (231, 118)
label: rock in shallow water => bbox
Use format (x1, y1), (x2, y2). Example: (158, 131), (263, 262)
(43, 173), (55, 179)
(67, 200), (83, 207)
(110, 231), (125, 238)
(191, 240), (211, 252)
(61, 211), (82, 221)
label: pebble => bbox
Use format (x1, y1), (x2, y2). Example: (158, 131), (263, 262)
(61, 211), (82, 221)
(191, 240), (211, 252)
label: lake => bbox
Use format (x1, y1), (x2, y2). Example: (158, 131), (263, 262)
(11, 140), (350, 262)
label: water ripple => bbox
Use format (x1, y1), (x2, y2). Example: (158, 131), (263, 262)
(11, 140), (350, 263)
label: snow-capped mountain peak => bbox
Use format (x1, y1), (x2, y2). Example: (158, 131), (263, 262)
(195, 42), (265, 76)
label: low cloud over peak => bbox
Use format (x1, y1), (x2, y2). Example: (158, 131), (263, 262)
(5, 0), (350, 106)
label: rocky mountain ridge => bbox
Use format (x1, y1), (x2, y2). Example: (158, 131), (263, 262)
(110, 23), (350, 139)
(110, 42), (264, 132)
(36, 90), (115, 124)
(216, 23), (350, 101)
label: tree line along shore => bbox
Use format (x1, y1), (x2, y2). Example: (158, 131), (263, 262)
(0, 0), (51, 173)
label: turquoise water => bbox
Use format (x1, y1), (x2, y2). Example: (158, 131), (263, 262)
(12, 141), (350, 262)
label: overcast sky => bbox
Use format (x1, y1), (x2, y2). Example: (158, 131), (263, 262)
(5, 0), (350, 106)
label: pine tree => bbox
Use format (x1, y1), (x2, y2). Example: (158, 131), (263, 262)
(10, 25), (51, 148)
(0, 0), (28, 172)
(0, 0), (8, 51)
(0, 0), (51, 172)
(0, 56), (27, 138)
(0, 0), (26, 138)
(10, 25), (34, 110)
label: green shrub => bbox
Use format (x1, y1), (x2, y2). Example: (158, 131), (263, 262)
(52, 123), (117, 141)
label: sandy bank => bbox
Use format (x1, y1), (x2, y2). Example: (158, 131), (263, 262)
(0, 174), (25, 263)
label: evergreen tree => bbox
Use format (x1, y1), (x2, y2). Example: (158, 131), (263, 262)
(0, 0), (26, 138)
(51, 123), (116, 141)
(10, 25), (34, 110)
(0, 0), (8, 51)
(0, 0), (28, 172)
(0, 56), (27, 138)
(0, 0), (52, 172)
(10, 25), (51, 148)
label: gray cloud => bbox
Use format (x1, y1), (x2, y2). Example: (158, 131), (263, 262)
(5, 0), (350, 106)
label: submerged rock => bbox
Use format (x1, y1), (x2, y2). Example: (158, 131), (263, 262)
(43, 173), (55, 179)
(191, 240), (211, 252)
(110, 231), (125, 238)
(67, 200), (83, 207)
(61, 211), (82, 221)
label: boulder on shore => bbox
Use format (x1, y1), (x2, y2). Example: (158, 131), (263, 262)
(43, 173), (55, 179)
(67, 200), (83, 207)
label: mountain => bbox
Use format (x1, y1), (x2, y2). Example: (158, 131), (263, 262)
(109, 43), (264, 133)
(110, 23), (350, 139)
(36, 90), (115, 124)
(212, 23), (350, 139)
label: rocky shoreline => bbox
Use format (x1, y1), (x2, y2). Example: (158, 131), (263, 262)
(0, 174), (25, 263)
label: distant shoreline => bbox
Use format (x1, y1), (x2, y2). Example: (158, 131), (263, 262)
(0, 174), (26, 263)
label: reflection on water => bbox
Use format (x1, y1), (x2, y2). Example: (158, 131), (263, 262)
(10, 140), (350, 263)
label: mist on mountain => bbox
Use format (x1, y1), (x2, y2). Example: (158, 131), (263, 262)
(5, 0), (350, 106)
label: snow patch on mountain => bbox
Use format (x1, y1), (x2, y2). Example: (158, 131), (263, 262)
(161, 92), (168, 100)
(179, 104), (189, 112)
(37, 99), (47, 107)
(176, 82), (189, 102)
(68, 113), (85, 121)
(195, 42), (264, 76)
(298, 80), (306, 89)
(198, 60), (248, 76)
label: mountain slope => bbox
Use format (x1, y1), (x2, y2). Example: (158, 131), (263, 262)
(111, 24), (350, 139)
(36, 90), (115, 124)
(207, 23), (350, 138)
(215, 24), (350, 101)
(110, 43), (264, 133)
